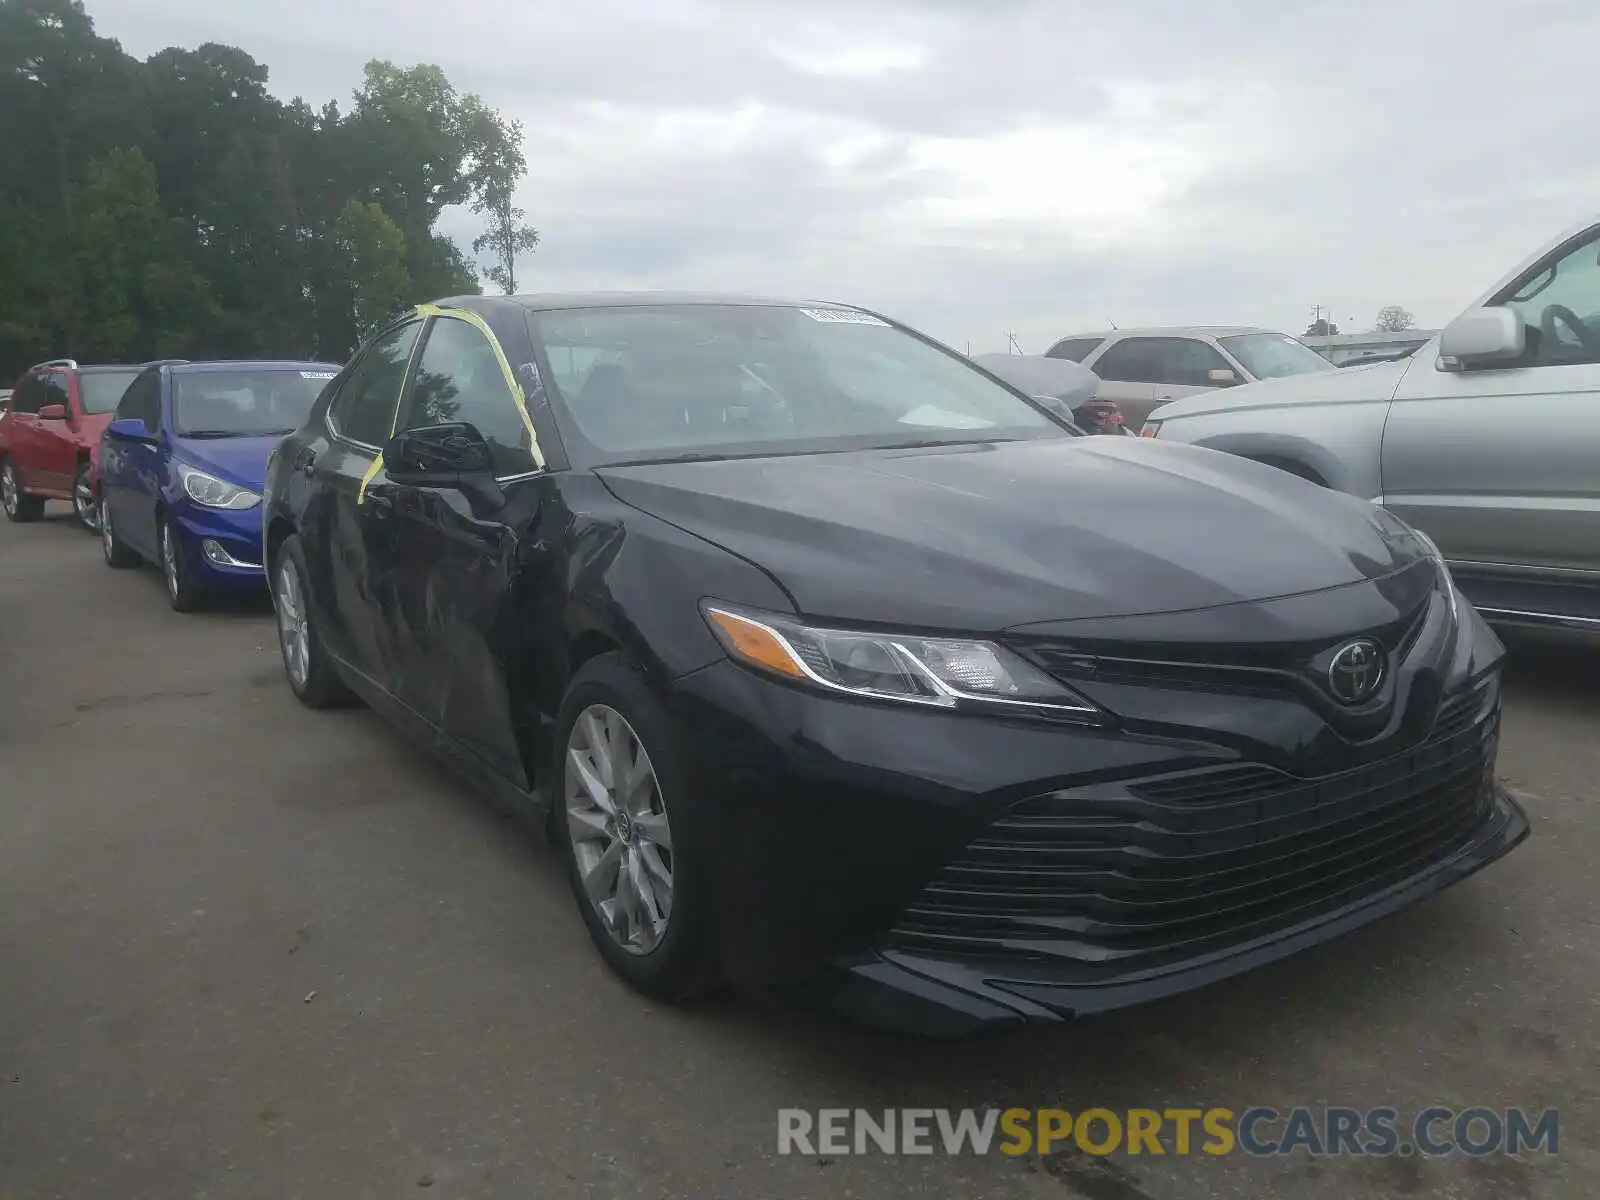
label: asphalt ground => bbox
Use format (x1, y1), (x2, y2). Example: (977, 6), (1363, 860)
(1, 505), (1595, 1199)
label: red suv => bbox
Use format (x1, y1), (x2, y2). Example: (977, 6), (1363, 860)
(1, 358), (147, 529)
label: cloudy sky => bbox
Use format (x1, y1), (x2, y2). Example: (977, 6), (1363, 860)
(90, 0), (1600, 353)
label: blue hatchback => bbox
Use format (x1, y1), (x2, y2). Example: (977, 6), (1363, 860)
(98, 360), (340, 610)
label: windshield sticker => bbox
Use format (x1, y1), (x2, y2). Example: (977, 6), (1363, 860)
(300, 371), (337, 379)
(798, 307), (889, 326)
(897, 405), (996, 430)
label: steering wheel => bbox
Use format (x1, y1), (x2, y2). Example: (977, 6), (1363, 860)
(1540, 304), (1600, 355)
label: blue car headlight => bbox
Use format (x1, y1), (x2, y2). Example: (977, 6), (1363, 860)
(179, 465), (260, 510)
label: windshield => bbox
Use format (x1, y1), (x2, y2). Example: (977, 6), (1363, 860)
(529, 304), (1064, 463)
(1219, 332), (1336, 380)
(172, 369), (332, 437)
(80, 370), (140, 414)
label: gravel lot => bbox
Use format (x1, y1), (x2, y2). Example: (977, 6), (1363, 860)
(2, 507), (1595, 1199)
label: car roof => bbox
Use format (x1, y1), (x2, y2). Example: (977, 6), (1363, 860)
(1053, 326), (1270, 342)
(435, 291), (874, 315)
(169, 360), (340, 374)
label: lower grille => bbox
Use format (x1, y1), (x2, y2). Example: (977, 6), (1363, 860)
(885, 700), (1500, 970)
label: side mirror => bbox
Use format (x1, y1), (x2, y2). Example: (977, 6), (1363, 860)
(1207, 368), (1241, 386)
(38, 404), (68, 420)
(384, 422), (503, 509)
(1030, 394), (1074, 422)
(1438, 307), (1524, 371)
(106, 417), (154, 442)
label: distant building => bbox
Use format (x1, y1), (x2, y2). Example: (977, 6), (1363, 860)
(1301, 329), (1438, 365)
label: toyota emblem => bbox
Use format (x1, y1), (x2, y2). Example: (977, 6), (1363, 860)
(1327, 638), (1385, 705)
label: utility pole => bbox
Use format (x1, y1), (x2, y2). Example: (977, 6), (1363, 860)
(1007, 332), (1023, 356)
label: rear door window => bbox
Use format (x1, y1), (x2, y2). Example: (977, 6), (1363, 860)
(1045, 337), (1106, 363)
(1091, 339), (1163, 383)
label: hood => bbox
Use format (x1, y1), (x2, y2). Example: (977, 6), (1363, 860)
(1149, 351), (1420, 424)
(972, 354), (1100, 407)
(596, 437), (1432, 631)
(171, 434), (285, 491)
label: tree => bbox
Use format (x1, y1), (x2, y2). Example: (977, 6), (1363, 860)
(0, 3), (535, 379)
(331, 198), (410, 344)
(1304, 318), (1340, 337)
(1375, 305), (1416, 332)
(473, 187), (540, 294)
(69, 147), (214, 361)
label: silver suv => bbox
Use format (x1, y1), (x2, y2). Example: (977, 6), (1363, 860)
(1143, 217), (1600, 632)
(1044, 326), (1335, 429)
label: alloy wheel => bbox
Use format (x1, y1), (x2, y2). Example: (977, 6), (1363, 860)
(275, 559), (311, 689)
(75, 476), (98, 530)
(564, 704), (675, 955)
(100, 503), (114, 561)
(161, 523), (181, 601)
(1, 465), (16, 517)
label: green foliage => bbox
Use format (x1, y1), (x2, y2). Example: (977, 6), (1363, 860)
(473, 188), (541, 295)
(332, 199), (411, 342)
(0, 0), (533, 379)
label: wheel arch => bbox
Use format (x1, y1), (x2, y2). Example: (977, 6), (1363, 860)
(265, 514), (296, 572)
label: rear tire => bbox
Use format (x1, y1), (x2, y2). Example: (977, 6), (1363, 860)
(552, 652), (717, 1002)
(100, 499), (139, 568)
(270, 533), (355, 708)
(1, 461), (44, 522)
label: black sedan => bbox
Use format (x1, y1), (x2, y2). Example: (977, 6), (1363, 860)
(262, 293), (1527, 1035)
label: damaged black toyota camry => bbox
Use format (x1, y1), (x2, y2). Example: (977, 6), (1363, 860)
(262, 294), (1527, 1036)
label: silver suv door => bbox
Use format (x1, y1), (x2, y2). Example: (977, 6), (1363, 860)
(1144, 337), (1236, 410)
(1381, 222), (1600, 581)
(1081, 338), (1158, 426)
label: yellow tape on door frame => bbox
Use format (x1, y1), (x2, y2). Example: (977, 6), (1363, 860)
(358, 303), (546, 505)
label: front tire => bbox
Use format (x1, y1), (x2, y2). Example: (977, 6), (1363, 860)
(72, 464), (99, 531)
(552, 652), (715, 1002)
(270, 533), (354, 708)
(1, 461), (44, 522)
(100, 499), (139, 567)
(159, 515), (206, 612)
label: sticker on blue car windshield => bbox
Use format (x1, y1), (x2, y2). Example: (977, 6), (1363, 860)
(300, 371), (337, 379)
(798, 307), (889, 326)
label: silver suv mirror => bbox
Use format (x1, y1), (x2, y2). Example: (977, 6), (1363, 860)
(1438, 307), (1525, 371)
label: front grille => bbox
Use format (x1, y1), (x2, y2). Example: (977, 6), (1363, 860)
(1019, 594), (1433, 703)
(885, 699), (1500, 970)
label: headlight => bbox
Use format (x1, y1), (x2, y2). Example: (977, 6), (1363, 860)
(701, 602), (1100, 718)
(180, 466), (260, 510)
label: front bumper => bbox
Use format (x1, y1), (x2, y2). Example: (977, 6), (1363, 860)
(834, 784), (1526, 1036)
(172, 502), (265, 587)
(668, 635), (1524, 1036)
